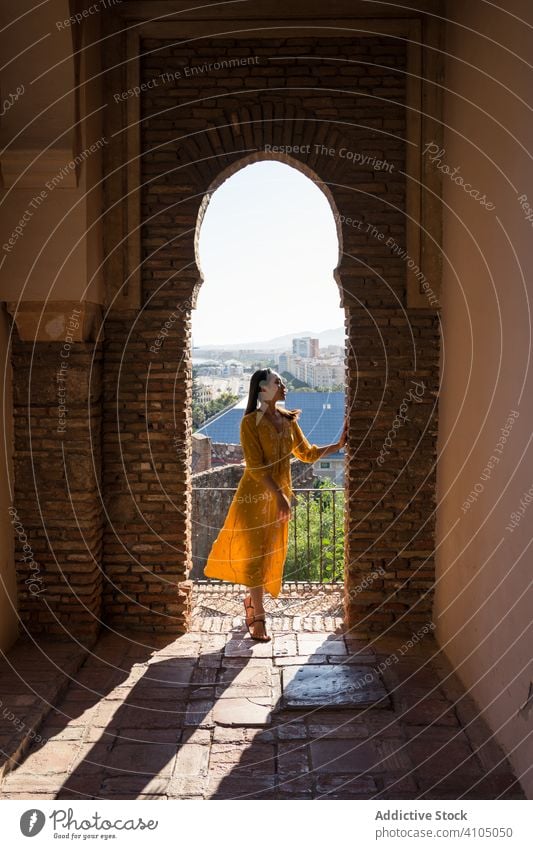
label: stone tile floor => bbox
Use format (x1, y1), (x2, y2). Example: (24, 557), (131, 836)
(0, 584), (526, 800)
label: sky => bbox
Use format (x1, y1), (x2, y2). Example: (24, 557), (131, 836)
(192, 160), (345, 347)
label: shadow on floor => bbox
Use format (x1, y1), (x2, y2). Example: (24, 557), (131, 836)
(0, 625), (526, 800)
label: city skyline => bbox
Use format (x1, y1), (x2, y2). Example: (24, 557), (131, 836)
(192, 325), (345, 352)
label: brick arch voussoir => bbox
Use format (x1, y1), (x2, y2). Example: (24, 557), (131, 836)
(175, 96), (355, 197)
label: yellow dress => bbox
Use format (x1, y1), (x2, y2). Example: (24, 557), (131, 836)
(203, 409), (324, 597)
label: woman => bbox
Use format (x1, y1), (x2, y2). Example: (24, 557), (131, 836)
(203, 368), (347, 641)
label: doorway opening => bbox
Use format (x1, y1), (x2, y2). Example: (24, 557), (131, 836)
(189, 159), (346, 613)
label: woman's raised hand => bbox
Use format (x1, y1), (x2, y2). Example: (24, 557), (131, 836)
(338, 418), (348, 449)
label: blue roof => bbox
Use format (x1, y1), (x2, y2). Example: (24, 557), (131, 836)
(195, 391), (345, 459)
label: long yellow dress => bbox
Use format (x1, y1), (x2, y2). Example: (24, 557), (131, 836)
(203, 409), (324, 597)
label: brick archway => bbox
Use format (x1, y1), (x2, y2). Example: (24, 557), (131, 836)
(4, 7), (443, 647)
(103, 98), (361, 634)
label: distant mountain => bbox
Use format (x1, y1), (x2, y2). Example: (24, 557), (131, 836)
(193, 326), (345, 351)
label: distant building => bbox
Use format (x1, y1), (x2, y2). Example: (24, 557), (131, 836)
(278, 355), (344, 389)
(278, 352), (290, 372)
(193, 382), (213, 405)
(195, 391), (345, 484)
(278, 352), (303, 375)
(193, 360), (223, 376)
(305, 362), (345, 389)
(323, 344), (344, 356)
(196, 375), (245, 398)
(292, 336), (319, 358)
(223, 359), (244, 376)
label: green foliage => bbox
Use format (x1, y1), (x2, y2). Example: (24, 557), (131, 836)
(285, 479), (345, 582)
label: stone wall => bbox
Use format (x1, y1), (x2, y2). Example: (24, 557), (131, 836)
(210, 443), (244, 466)
(192, 435), (244, 472)
(191, 463), (246, 581)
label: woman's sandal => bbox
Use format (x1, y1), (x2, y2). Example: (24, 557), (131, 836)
(247, 613), (271, 642)
(243, 594), (271, 642)
(243, 594), (254, 629)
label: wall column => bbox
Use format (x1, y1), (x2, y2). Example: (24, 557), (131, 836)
(7, 302), (104, 646)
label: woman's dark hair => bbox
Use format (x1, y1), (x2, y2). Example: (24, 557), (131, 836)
(244, 368), (300, 420)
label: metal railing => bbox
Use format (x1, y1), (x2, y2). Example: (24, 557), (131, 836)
(192, 485), (345, 583)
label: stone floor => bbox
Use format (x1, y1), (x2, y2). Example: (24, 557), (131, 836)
(0, 584), (526, 800)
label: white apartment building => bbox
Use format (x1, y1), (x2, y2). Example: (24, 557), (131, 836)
(195, 375), (245, 398)
(305, 362), (345, 389)
(279, 352), (301, 374)
(279, 353), (344, 389)
(193, 382), (214, 405)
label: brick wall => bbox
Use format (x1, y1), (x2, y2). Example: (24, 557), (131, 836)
(11, 337), (103, 645)
(344, 309), (439, 633)
(102, 310), (194, 632)
(192, 433), (212, 472)
(100, 32), (439, 634)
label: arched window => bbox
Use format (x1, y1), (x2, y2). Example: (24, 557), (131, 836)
(194, 160), (343, 350)
(191, 160), (346, 585)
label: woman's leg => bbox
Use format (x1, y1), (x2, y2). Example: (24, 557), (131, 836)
(247, 584), (269, 639)
(249, 584), (264, 615)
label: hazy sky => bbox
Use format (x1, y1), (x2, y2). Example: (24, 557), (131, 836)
(192, 160), (345, 347)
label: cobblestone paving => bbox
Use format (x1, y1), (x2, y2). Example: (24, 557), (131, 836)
(0, 585), (526, 800)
